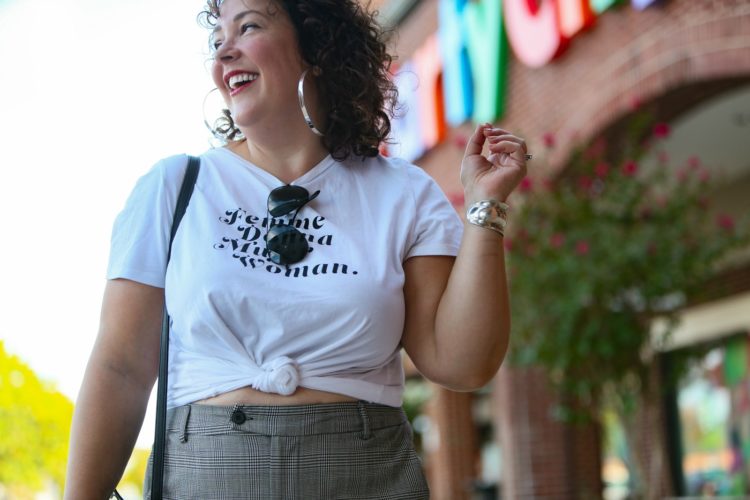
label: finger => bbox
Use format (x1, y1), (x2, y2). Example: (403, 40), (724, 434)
(483, 127), (512, 138)
(488, 140), (526, 157)
(484, 128), (524, 147)
(488, 135), (528, 153)
(487, 133), (517, 142)
(487, 152), (502, 166)
(465, 123), (491, 157)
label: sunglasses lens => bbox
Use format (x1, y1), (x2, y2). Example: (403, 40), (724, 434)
(266, 225), (309, 265)
(268, 185), (311, 217)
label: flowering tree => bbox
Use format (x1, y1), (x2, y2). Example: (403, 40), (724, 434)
(0, 341), (73, 497)
(506, 114), (750, 413)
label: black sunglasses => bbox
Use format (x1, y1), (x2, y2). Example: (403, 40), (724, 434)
(265, 185), (320, 266)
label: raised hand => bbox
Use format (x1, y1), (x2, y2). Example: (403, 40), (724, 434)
(460, 123), (530, 205)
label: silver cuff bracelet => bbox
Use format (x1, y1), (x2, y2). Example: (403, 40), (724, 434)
(466, 199), (509, 237)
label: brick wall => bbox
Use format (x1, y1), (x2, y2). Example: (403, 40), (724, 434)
(414, 0), (750, 185)
(385, 0), (750, 497)
(495, 365), (603, 499)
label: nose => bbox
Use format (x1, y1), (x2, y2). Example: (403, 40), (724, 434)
(213, 39), (239, 63)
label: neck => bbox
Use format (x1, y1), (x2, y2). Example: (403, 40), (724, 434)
(229, 126), (329, 184)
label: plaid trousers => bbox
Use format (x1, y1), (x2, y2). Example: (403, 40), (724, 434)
(143, 401), (430, 499)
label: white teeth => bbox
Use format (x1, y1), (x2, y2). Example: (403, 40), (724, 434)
(228, 73), (258, 89)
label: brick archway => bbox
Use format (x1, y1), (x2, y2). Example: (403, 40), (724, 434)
(498, 1), (750, 174)
(413, 2), (750, 498)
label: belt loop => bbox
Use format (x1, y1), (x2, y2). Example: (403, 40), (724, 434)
(358, 401), (372, 440)
(180, 405), (191, 443)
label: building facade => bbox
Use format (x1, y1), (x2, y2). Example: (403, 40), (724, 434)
(380, 0), (750, 498)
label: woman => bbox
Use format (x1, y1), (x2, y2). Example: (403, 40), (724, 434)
(64, 0), (528, 498)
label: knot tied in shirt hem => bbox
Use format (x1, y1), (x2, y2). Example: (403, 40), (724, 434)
(251, 356), (300, 396)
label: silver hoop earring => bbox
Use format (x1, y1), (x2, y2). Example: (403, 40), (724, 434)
(202, 88), (244, 142)
(297, 69), (324, 137)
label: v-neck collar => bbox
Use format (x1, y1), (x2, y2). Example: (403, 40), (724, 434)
(215, 146), (337, 187)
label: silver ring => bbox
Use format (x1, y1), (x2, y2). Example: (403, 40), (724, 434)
(524, 154), (533, 161)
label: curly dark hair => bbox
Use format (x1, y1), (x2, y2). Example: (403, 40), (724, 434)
(198, 0), (398, 160)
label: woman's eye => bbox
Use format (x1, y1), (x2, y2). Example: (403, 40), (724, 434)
(211, 22), (257, 52)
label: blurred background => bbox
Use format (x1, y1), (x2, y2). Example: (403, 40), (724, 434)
(1, 0), (750, 498)
(0, 0), (212, 497)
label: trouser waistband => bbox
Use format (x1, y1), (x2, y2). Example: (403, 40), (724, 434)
(166, 401), (407, 442)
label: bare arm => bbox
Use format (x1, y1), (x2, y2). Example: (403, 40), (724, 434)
(401, 124), (526, 391)
(64, 279), (164, 500)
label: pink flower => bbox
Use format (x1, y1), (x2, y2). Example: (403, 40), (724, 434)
(622, 160), (638, 177)
(688, 156), (701, 169)
(543, 132), (556, 148)
(595, 162), (610, 178)
(699, 169), (711, 183)
(578, 175), (593, 191)
(658, 151), (669, 164)
(653, 123), (671, 139)
(716, 214), (735, 231)
(575, 241), (590, 256)
(504, 237), (514, 252)
(519, 177), (533, 193)
(550, 233), (565, 248)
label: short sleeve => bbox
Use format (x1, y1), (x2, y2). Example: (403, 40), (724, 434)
(405, 164), (463, 259)
(106, 155), (188, 287)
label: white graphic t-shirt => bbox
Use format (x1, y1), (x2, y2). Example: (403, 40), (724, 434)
(107, 147), (463, 408)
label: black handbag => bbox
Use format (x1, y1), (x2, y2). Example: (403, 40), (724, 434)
(111, 155), (201, 500)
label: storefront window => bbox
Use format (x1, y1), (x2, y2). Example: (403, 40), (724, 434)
(675, 334), (750, 495)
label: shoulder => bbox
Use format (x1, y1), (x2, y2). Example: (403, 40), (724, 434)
(340, 154), (435, 186)
(135, 153), (191, 186)
(335, 155), (454, 223)
(121, 153), (207, 208)
(350, 154), (417, 172)
(144, 149), (223, 185)
(154, 148), (227, 173)
(364, 155), (446, 198)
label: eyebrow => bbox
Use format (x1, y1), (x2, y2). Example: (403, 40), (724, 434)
(212, 9), (266, 35)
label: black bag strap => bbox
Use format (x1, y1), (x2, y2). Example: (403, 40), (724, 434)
(151, 155), (200, 499)
(112, 156), (200, 499)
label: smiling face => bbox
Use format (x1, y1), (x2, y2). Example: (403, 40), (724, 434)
(210, 0), (312, 135)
